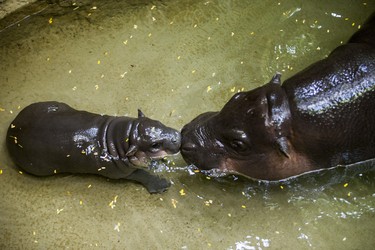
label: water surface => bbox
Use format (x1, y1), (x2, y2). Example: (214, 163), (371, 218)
(0, 0), (374, 249)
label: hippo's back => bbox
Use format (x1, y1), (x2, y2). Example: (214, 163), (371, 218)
(6, 101), (108, 176)
(282, 18), (375, 167)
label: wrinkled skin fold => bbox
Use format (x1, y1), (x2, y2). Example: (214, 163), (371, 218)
(181, 12), (375, 180)
(6, 101), (181, 193)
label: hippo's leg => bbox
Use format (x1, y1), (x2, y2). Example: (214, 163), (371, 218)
(126, 169), (171, 193)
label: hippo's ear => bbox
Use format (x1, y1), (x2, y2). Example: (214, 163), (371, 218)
(125, 144), (138, 156)
(271, 72), (282, 85)
(276, 137), (290, 158)
(138, 109), (146, 118)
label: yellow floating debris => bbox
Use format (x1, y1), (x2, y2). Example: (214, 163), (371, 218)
(179, 189), (186, 196)
(109, 195), (118, 209)
(204, 200), (213, 206)
(48, 17), (53, 24)
(343, 183), (349, 188)
(171, 199), (178, 208)
(114, 222), (121, 232)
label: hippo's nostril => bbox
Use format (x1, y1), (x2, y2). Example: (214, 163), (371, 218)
(172, 138), (180, 145)
(181, 142), (197, 152)
(171, 132), (182, 144)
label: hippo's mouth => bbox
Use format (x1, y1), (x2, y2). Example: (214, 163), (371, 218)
(129, 150), (171, 167)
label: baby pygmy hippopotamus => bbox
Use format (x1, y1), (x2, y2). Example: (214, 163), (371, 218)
(6, 101), (181, 193)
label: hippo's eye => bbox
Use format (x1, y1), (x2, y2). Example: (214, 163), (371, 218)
(229, 140), (248, 152)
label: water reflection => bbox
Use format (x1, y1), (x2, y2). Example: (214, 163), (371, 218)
(0, 0), (374, 249)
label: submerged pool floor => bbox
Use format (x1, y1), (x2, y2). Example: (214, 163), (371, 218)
(0, 0), (374, 249)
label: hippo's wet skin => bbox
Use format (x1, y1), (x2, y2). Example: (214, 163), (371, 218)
(7, 102), (181, 193)
(181, 13), (375, 180)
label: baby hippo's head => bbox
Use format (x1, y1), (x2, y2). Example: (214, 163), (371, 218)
(126, 110), (181, 166)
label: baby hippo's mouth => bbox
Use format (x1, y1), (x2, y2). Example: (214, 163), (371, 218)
(129, 150), (171, 168)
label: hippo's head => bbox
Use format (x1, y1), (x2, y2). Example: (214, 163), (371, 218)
(124, 110), (181, 167)
(181, 74), (312, 180)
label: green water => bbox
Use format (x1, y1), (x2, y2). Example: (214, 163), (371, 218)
(0, 0), (374, 249)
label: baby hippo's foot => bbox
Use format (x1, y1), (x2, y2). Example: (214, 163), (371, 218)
(144, 176), (171, 194)
(126, 169), (171, 194)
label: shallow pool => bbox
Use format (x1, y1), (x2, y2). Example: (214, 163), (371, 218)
(0, 0), (374, 249)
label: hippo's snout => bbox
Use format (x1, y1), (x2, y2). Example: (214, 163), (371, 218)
(168, 130), (182, 153)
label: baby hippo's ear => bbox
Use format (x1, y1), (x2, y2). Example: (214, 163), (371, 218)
(138, 109), (146, 118)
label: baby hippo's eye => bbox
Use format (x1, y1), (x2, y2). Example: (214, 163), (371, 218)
(151, 142), (161, 150)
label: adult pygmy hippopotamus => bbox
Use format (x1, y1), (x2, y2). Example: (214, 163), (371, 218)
(181, 13), (375, 180)
(6, 101), (181, 193)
